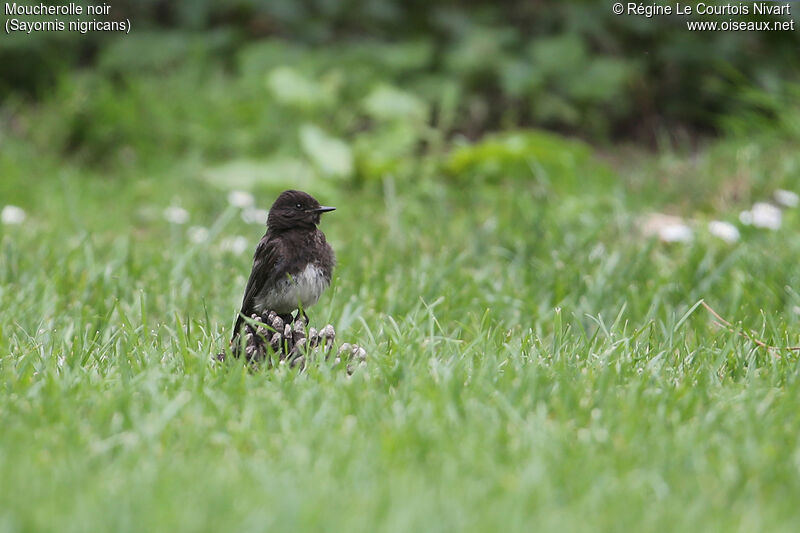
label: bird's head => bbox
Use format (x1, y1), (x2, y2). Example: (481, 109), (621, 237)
(267, 190), (335, 230)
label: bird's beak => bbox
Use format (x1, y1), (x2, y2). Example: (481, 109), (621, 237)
(311, 206), (336, 213)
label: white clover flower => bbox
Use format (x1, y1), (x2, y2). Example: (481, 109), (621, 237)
(739, 210), (753, 225)
(750, 202), (781, 230)
(227, 190), (255, 209)
(774, 189), (799, 208)
(1, 205), (26, 225)
(220, 236), (249, 255)
(163, 206), (189, 225)
(241, 207), (268, 225)
(641, 213), (693, 243)
(708, 220), (740, 243)
(659, 223), (693, 243)
(188, 226), (209, 243)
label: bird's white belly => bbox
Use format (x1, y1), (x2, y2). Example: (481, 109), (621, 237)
(255, 263), (329, 314)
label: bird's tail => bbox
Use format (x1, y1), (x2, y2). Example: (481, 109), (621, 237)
(231, 313), (245, 343)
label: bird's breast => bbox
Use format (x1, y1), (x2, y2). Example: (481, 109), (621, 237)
(255, 263), (330, 314)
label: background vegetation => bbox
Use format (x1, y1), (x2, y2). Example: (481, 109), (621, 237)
(1, 1), (800, 531)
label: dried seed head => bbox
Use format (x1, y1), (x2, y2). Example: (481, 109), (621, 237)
(354, 345), (367, 362)
(320, 325), (336, 340)
(338, 343), (353, 356)
(319, 325), (335, 353)
(245, 345), (258, 360)
(270, 332), (282, 350)
(308, 327), (319, 346)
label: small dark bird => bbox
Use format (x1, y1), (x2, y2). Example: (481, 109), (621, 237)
(231, 190), (336, 345)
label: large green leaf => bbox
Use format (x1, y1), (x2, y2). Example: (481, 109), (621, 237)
(299, 124), (353, 179)
(266, 67), (335, 110)
(202, 157), (317, 190)
(362, 84), (428, 123)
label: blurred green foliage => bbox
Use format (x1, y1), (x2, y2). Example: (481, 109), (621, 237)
(2, 0), (798, 146)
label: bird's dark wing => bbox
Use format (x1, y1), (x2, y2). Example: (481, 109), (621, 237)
(232, 235), (285, 339)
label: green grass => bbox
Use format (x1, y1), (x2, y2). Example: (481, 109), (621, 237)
(3, 84), (800, 531)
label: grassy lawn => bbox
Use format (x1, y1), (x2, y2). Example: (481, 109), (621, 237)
(2, 136), (800, 532)
(2, 71), (800, 531)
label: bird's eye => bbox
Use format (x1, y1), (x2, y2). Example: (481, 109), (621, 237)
(295, 203), (302, 210)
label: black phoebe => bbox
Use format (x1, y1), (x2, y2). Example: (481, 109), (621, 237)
(231, 190), (336, 344)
